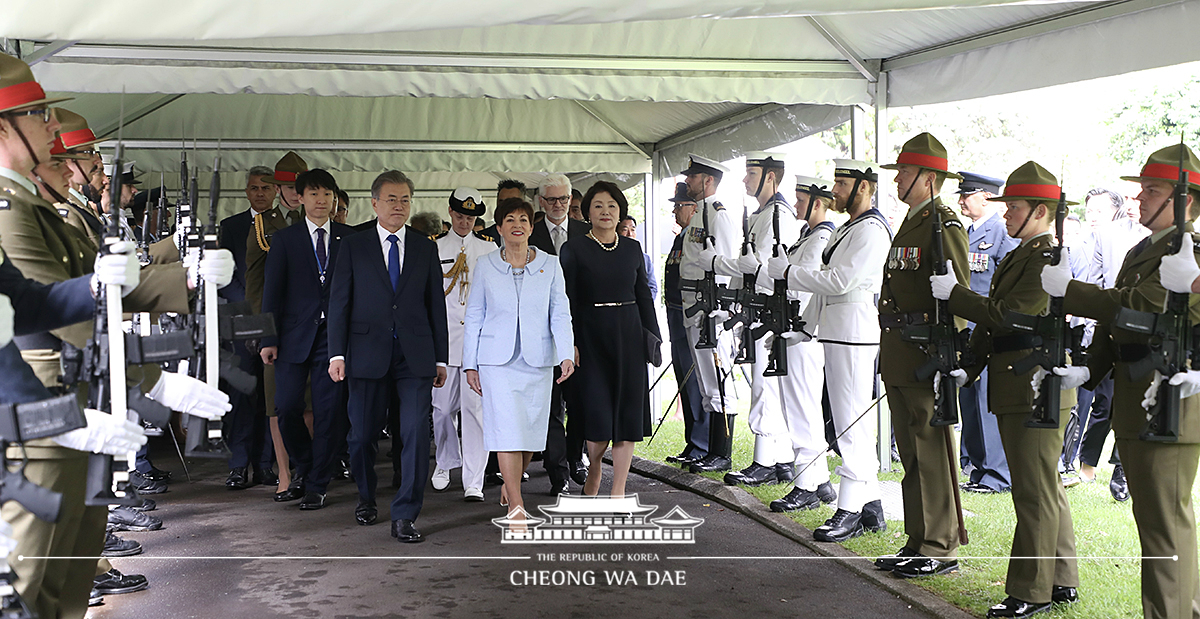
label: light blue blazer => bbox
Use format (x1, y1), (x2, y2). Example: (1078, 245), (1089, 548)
(462, 249), (574, 370)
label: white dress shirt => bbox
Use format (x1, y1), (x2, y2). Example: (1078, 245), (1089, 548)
(306, 217), (332, 266)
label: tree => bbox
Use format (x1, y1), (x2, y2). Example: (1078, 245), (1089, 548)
(1107, 78), (1200, 165)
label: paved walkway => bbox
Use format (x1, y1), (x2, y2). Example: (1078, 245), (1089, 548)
(83, 447), (970, 619)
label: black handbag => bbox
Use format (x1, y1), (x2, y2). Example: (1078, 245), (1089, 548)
(643, 328), (662, 367)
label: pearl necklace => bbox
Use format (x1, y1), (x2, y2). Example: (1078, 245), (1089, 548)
(501, 246), (533, 269)
(588, 232), (620, 252)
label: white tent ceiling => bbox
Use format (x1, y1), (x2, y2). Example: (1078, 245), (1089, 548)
(3, 0), (1198, 221)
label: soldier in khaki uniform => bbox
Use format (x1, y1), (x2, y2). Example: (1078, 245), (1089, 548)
(874, 133), (970, 578)
(1046, 143), (1200, 619)
(247, 151), (307, 497)
(933, 162), (1080, 617)
(0, 53), (233, 618)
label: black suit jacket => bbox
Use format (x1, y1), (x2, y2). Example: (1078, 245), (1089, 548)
(352, 218), (377, 232)
(528, 218), (590, 256)
(218, 209), (255, 302)
(260, 220), (353, 363)
(327, 226), (448, 380)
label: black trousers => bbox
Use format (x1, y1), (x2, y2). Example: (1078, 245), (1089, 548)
(1077, 376), (1120, 467)
(275, 325), (347, 494)
(543, 369), (568, 485)
(226, 345), (272, 470)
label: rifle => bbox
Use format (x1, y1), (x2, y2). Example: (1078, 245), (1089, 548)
(137, 179), (153, 266)
(900, 207), (973, 427)
(1002, 187), (1084, 428)
(679, 198), (720, 349)
(719, 201), (761, 365)
(754, 198), (804, 377)
(175, 143), (191, 262)
(1111, 136), (1193, 442)
(156, 171), (171, 243)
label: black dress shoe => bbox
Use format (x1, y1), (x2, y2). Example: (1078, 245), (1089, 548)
(773, 463), (795, 483)
(860, 499), (887, 533)
(92, 569), (149, 595)
(689, 454), (731, 473)
(334, 459), (352, 481)
(549, 480), (569, 496)
(813, 509), (865, 542)
(226, 467), (251, 490)
(893, 557), (959, 578)
(130, 498), (156, 512)
(569, 461), (588, 486)
(1051, 586), (1079, 605)
(128, 471), (167, 495)
(274, 478), (305, 502)
(89, 590), (104, 607)
(102, 532), (142, 557)
(770, 481), (837, 512)
(664, 450), (693, 465)
(724, 462), (779, 486)
(298, 492), (327, 510)
(355, 502), (377, 526)
(391, 519), (424, 543)
(141, 466), (172, 482)
(483, 472), (503, 487)
(986, 596), (1051, 618)
(106, 506), (162, 532)
(1110, 465), (1130, 502)
(252, 467), (278, 487)
(874, 547), (920, 571)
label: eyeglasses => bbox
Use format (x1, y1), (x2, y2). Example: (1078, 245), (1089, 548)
(380, 197), (411, 207)
(6, 107), (53, 123)
(541, 195), (570, 205)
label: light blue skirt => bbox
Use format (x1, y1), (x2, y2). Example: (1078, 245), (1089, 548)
(479, 356), (553, 452)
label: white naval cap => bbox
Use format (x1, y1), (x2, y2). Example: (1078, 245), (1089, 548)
(745, 151), (786, 170)
(832, 159), (878, 182)
(449, 186), (486, 216)
(795, 174), (834, 198)
(681, 154), (729, 179)
(103, 160), (137, 178)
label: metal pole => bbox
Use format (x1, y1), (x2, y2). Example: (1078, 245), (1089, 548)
(874, 70), (892, 473)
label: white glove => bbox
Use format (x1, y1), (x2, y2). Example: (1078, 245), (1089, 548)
(1031, 367), (1047, 399)
(1142, 371), (1165, 410)
(1160, 245), (1200, 294)
(766, 256), (790, 281)
(0, 521), (16, 558)
(737, 253), (759, 276)
(708, 309), (730, 323)
(764, 330), (807, 349)
(51, 408), (147, 455)
(92, 241), (141, 297)
(1169, 369), (1200, 400)
(949, 368), (969, 387)
(930, 261), (957, 301)
(147, 372), (232, 420)
(695, 246), (719, 272)
(192, 249), (235, 289)
(1040, 250), (1074, 297)
(1052, 365), (1090, 391)
(0, 294), (12, 349)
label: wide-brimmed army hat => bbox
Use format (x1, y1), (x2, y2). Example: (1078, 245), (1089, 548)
(0, 53), (71, 115)
(795, 174), (834, 200)
(54, 108), (102, 151)
(987, 161), (1077, 205)
(1119, 143), (1200, 190)
(881, 132), (963, 180)
(263, 151), (308, 185)
(449, 186), (486, 216)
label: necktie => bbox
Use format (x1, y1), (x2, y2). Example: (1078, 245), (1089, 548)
(1130, 235), (1152, 258)
(552, 226), (566, 253)
(315, 228), (327, 275)
(387, 234), (401, 290)
(286, 209), (301, 225)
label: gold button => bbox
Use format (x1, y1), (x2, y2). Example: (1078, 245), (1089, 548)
(460, 320), (464, 325)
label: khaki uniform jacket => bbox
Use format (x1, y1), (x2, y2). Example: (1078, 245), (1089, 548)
(245, 205), (302, 314)
(1063, 225), (1200, 443)
(879, 198), (970, 387)
(948, 234), (1076, 415)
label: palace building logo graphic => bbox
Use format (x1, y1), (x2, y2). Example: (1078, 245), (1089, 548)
(491, 494), (704, 544)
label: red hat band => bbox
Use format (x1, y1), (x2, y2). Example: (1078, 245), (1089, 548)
(1004, 184), (1060, 201)
(60, 128), (97, 149)
(896, 151), (948, 172)
(0, 81), (47, 112)
(274, 170), (298, 182)
(1141, 163), (1200, 186)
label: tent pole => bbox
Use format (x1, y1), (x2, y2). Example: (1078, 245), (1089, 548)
(874, 71), (892, 474)
(644, 162), (664, 423)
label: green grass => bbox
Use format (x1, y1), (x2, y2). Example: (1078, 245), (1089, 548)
(638, 411), (1162, 619)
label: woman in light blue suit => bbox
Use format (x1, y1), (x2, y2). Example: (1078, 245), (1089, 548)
(464, 198), (575, 517)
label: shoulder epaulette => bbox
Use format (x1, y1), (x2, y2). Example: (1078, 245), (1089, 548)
(473, 230), (494, 242)
(711, 200), (724, 211)
(942, 218), (964, 229)
(0, 199), (9, 210)
(56, 206), (70, 218)
(253, 212), (271, 252)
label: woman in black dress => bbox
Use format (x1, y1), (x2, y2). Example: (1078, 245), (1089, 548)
(559, 181), (661, 497)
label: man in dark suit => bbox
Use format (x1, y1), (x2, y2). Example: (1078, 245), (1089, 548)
(479, 179), (527, 247)
(221, 165), (278, 490)
(328, 170), (448, 542)
(260, 169), (353, 510)
(527, 174), (591, 492)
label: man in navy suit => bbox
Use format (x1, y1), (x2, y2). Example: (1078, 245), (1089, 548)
(221, 165), (278, 490)
(328, 170), (448, 542)
(955, 171), (1018, 494)
(260, 169), (353, 510)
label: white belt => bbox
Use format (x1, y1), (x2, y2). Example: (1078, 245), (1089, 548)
(824, 289), (875, 305)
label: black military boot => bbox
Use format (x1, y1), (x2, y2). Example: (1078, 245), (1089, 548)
(690, 412), (733, 473)
(813, 508), (865, 542)
(723, 463), (777, 486)
(773, 462), (795, 483)
(860, 499), (887, 533)
(769, 481), (837, 512)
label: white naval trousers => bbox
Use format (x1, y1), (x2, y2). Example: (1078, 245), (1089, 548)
(779, 338), (830, 491)
(431, 366), (487, 491)
(747, 333), (791, 466)
(685, 323), (733, 418)
(822, 339), (881, 512)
